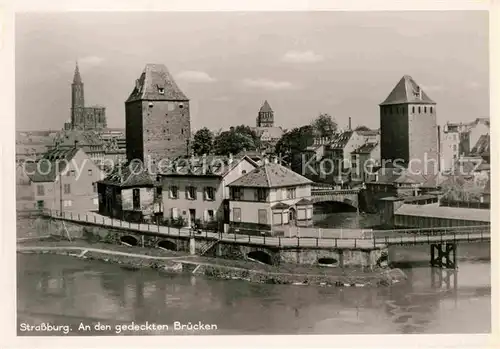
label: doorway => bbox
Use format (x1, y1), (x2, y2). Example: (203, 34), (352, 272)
(189, 209), (196, 227)
(288, 208), (296, 223)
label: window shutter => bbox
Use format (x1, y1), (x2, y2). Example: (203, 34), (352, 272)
(172, 207), (178, 219)
(185, 187), (189, 199)
(254, 189), (258, 201)
(203, 187), (206, 201)
(194, 187), (197, 200)
(203, 210), (209, 222)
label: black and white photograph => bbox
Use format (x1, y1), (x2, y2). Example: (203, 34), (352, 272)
(2, 1), (497, 347)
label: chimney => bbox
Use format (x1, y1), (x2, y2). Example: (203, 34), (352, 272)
(418, 87), (422, 100)
(348, 117), (352, 131)
(74, 140), (79, 149)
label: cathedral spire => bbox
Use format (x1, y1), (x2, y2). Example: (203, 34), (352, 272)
(73, 61), (82, 84)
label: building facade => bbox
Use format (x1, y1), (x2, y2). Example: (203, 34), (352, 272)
(160, 156), (258, 228)
(68, 62), (107, 131)
(379, 75), (438, 176)
(125, 64), (191, 164)
(227, 162), (314, 235)
(29, 147), (103, 212)
(256, 100), (274, 128)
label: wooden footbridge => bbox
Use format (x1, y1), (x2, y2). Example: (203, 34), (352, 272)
(37, 210), (490, 270)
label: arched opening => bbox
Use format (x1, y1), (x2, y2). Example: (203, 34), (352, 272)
(120, 235), (138, 246)
(247, 251), (273, 265)
(288, 207), (296, 222)
(318, 257), (338, 266)
(158, 240), (177, 251)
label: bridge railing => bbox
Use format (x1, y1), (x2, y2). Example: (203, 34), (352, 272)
(371, 225), (491, 238)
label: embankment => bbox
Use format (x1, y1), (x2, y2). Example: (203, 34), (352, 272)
(17, 239), (406, 288)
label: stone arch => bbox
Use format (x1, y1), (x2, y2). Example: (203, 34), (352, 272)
(120, 235), (138, 246)
(157, 240), (177, 251)
(247, 250), (273, 265)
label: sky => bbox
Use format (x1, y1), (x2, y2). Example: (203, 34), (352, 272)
(15, 11), (489, 132)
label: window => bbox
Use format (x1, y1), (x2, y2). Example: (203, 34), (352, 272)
(37, 185), (44, 196)
(186, 186), (197, 200)
(64, 184), (71, 194)
(430, 107), (433, 113)
(93, 183), (97, 193)
(179, 103), (184, 109)
(453, 144), (457, 151)
(93, 198), (98, 205)
(424, 106), (427, 113)
(158, 87), (165, 95)
(63, 200), (72, 207)
(286, 188), (296, 199)
(258, 209), (267, 225)
(241, 170), (247, 175)
(418, 107), (421, 113)
(133, 188), (140, 210)
(232, 208), (241, 222)
(205, 187), (215, 201)
(88, 169), (93, 176)
(255, 188), (267, 202)
(230, 187), (242, 200)
(412, 106), (415, 113)
(170, 186), (179, 199)
(207, 210), (215, 221)
(181, 129), (184, 135)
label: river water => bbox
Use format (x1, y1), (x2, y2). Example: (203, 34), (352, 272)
(16, 212), (491, 335)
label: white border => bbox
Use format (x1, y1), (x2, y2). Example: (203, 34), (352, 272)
(1, 1), (498, 348)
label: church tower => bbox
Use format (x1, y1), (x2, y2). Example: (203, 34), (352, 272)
(256, 100), (274, 128)
(379, 75), (438, 176)
(125, 64), (191, 164)
(71, 62), (85, 129)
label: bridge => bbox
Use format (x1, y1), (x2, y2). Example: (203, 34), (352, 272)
(35, 209), (490, 269)
(310, 185), (360, 208)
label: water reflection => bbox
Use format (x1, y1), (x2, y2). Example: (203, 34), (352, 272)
(17, 254), (490, 335)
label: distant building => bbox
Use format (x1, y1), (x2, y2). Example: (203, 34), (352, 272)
(256, 100), (274, 127)
(67, 62), (107, 131)
(227, 162), (314, 235)
(351, 142), (380, 183)
(125, 64), (191, 164)
(439, 124), (460, 172)
(253, 100), (284, 152)
(379, 75), (438, 176)
(100, 129), (127, 169)
(160, 155), (258, 228)
(49, 130), (105, 167)
(29, 147), (103, 212)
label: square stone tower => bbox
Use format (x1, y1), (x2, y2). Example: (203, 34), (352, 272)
(125, 64), (191, 165)
(379, 75), (438, 176)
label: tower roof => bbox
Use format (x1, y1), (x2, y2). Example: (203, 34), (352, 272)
(73, 62), (82, 84)
(380, 75), (435, 105)
(126, 63), (189, 103)
(259, 100), (273, 113)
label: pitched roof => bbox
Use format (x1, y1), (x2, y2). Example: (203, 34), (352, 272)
(295, 198), (313, 206)
(329, 131), (353, 149)
(73, 62), (82, 84)
(380, 75), (435, 105)
(126, 64), (188, 103)
(471, 134), (490, 156)
(162, 156), (257, 178)
(228, 162), (312, 188)
(352, 142), (378, 154)
(98, 162), (157, 188)
(259, 100), (273, 113)
(356, 129), (379, 137)
(29, 147), (80, 182)
(272, 202), (290, 209)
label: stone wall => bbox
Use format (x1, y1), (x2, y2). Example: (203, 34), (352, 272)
(40, 217), (385, 268)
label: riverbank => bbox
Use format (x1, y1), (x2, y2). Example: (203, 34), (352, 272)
(17, 237), (406, 288)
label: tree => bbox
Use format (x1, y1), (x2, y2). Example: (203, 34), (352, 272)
(311, 113), (337, 137)
(192, 127), (214, 156)
(213, 130), (256, 156)
(275, 125), (315, 172)
(234, 125), (261, 149)
(354, 125), (371, 131)
(440, 176), (483, 202)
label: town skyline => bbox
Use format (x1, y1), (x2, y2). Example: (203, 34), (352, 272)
(16, 11), (489, 132)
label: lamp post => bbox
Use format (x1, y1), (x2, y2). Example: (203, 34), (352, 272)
(58, 159), (63, 216)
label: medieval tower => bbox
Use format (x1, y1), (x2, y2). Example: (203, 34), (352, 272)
(125, 64), (191, 164)
(379, 75), (438, 176)
(69, 62), (107, 131)
(256, 100), (274, 128)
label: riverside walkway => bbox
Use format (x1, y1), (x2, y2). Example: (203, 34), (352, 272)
(41, 210), (491, 250)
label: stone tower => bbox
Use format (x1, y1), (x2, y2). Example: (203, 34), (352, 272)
(256, 100), (274, 128)
(125, 64), (191, 165)
(379, 75), (438, 176)
(71, 62), (85, 128)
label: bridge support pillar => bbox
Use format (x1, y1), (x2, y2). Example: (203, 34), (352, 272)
(430, 243), (457, 269)
(338, 250), (344, 269)
(189, 237), (196, 255)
